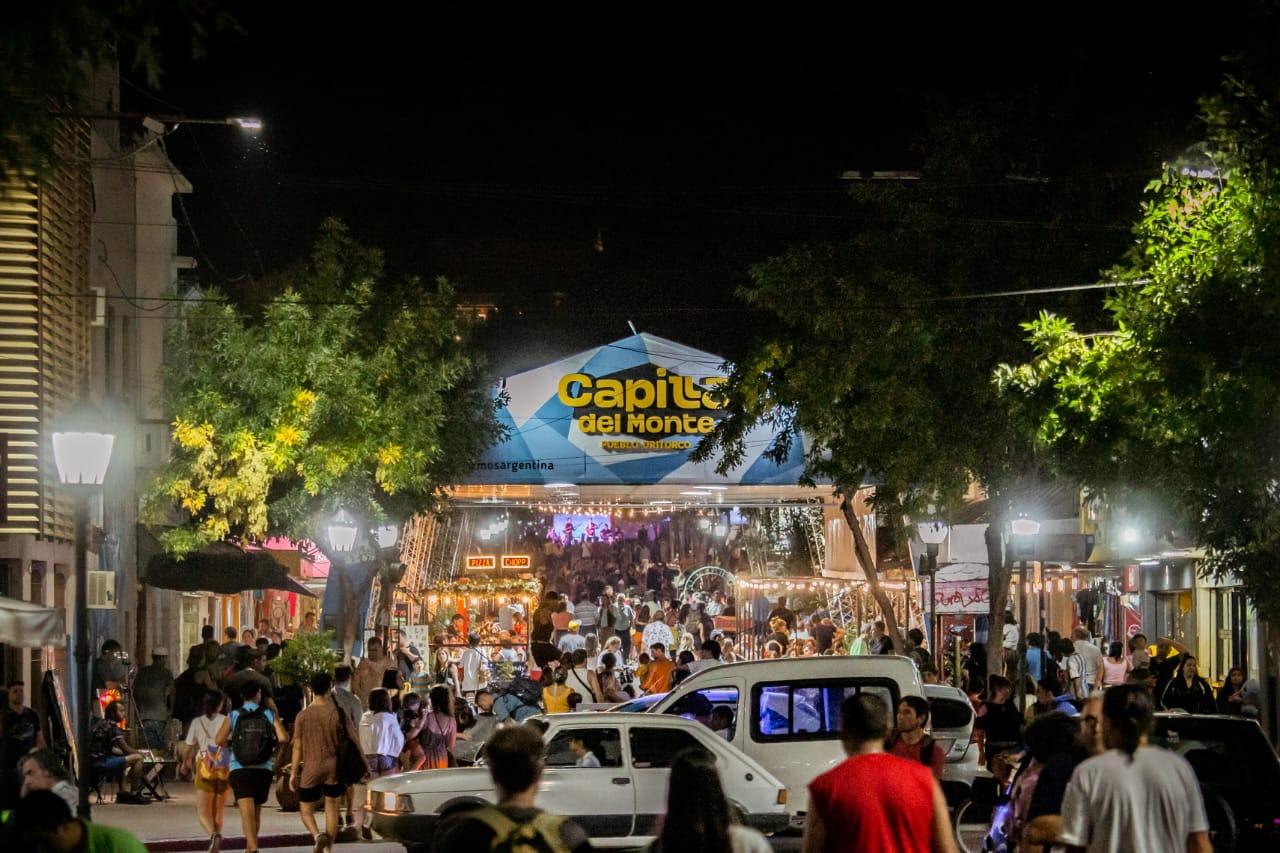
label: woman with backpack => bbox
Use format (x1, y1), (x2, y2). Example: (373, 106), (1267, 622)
(216, 680), (288, 853)
(420, 685), (458, 769)
(180, 691), (230, 852)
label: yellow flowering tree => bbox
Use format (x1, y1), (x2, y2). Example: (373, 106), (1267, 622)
(146, 219), (503, 559)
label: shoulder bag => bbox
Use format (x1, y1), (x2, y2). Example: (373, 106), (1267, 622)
(333, 703), (369, 786)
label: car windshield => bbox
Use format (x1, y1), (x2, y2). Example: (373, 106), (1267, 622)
(610, 694), (664, 712)
(928, 694), (974, 730)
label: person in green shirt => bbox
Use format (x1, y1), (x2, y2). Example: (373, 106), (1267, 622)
(13, 789), (146, 852)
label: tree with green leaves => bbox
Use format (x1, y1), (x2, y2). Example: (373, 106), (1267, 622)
(997, 74), (1280, 638)
(695, 101), (1141, 672)
(145, 219), (503, 654)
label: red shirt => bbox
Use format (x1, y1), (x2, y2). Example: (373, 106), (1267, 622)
(886, 733), (946, 780)
(808, 752), (936, 853)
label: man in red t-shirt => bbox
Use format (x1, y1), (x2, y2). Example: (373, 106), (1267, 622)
(886, 695), (946, 780)
(803, 694), (956, 853)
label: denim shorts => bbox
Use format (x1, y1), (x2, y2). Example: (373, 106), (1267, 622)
(366, 754), (398, 774)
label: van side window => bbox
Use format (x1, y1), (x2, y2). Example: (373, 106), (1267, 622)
(753, 680), (898, 741)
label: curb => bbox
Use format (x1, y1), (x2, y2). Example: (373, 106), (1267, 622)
(145, 833), (316, 851)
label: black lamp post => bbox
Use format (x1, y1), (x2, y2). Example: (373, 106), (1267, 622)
(916, 518), (949, 666)
(51, 401), (115, 819)
(1009, 513), (1040, 713)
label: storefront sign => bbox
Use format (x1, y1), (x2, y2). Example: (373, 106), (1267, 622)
(558, 367), (725, 438)
(932, 580), (991, 614)
(466, 555), (496, 570)
(467, 333), (811, 486)
(1123, 563), (1140, 593)
(501, 555), (531, 570)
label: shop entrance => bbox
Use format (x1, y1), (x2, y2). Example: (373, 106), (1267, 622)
(1152, 590), (1196, 649)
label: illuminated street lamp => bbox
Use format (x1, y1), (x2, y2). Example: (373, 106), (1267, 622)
(916, 518), (949, 660)
(373, 523), (400, 550)
(52, 401), (115, 819)
(326, 509), (359, 554)
(1009, 512), (1040, 711)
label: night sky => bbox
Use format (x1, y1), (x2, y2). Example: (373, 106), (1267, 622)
(138, 13), (1263, 367)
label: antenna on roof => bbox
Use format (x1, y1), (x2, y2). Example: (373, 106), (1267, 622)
(627, 321), (639, 336)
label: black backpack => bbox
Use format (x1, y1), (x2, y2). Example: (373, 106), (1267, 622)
(504, 676), (543, 709)
(231, 706), (278, 766)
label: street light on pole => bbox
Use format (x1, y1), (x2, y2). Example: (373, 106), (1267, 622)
(1009, 512), (1040, 714)
(326, 509), (359, 554)
(51, 400), (115, 820)
(49, 110), (265, 133)
(916, 517), (949, 666)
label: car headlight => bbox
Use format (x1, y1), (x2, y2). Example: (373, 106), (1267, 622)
(372, 791), (410, 813)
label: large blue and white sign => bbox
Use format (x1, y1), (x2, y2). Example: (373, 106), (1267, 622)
(466, 334), (807, 485)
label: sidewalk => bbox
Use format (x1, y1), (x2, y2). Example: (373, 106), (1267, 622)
(91, 780), (322, 851)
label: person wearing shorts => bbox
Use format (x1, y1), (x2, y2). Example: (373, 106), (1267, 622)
(289, 672), (366, 853)
(355, 688), (405, 840)
(216, 681), (287, 853)
(181, 691), (230, 850)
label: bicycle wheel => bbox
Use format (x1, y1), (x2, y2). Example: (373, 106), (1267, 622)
(952, 797), (994, 853)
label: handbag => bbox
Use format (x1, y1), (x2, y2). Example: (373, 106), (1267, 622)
(194, 719), (230, 782)
(333, 704), (368, 787)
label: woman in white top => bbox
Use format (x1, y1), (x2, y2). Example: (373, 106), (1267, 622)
(1002, 610), (1020, 676)
(179, 691), (230, 849)
(355, 688), (405, 841)
(720, 638), (739, 664)
(653, 749), (771, 853)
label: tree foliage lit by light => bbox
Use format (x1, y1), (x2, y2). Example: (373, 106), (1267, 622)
(998, 75), (1280, 621)
(145, 218), (503, 556)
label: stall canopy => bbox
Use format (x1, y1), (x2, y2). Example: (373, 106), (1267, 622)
(139, 526), (315, 597)
(0, 597), (65, 647)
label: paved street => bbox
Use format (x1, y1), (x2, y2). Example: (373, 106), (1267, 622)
(85, 780), (859, 851)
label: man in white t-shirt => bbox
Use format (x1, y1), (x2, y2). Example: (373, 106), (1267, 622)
(459, 633), (487, 695)
(1073, 626), (1105, 698)
(1058, 685), (1210, 853)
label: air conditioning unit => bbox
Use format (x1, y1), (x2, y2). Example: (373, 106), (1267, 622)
(90, 287), (106, 327)
(87, 570), (116, 609)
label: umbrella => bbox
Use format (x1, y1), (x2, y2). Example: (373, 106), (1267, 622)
(0, 596), (65, 647)
(139, 526), (315, 597)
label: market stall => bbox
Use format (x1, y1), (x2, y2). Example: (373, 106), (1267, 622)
(734, 575), (916, 659)
(416, 575), (542, 686)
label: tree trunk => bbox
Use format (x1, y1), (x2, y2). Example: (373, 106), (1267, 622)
(984, 516), (1010, 684)
(839, 494), (905, 650)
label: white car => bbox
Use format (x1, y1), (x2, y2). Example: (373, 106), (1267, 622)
(923, 682), (979, 804)
(367, 712), (790, 851)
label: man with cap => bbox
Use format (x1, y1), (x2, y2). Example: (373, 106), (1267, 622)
(133, 647), (175, 750)
(557, 621), (586, 655)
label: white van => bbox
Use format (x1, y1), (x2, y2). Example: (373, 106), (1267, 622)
(649, 655), (924, 826)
